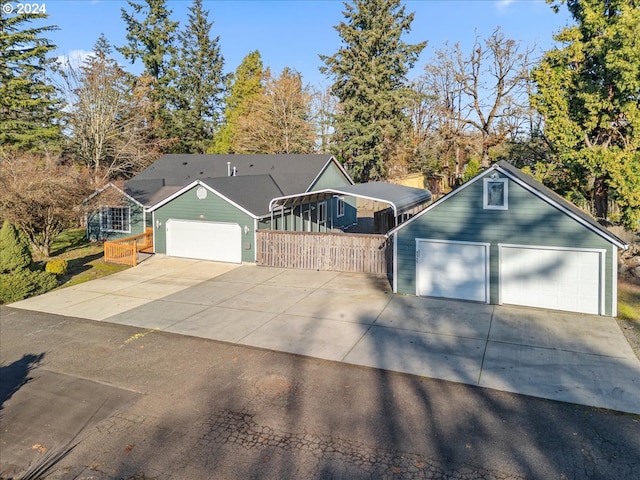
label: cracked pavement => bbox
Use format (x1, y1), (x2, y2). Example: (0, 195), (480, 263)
(1, 307), (639, 479)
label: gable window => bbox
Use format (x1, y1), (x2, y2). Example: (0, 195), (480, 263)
(483, 178), (508, 210)
(336, 197), (345, 217)
(318, 201), (327, 224)
(101, 206), (130, 233)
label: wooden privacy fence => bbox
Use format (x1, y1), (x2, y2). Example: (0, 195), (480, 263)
(104, 228), (153, 266)
(256, 230), (392, 275)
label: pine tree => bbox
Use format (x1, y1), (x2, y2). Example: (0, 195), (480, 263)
(169, 0), (227, 153)
(0, 8), (61, 152)
(210, 51), (264, 153)
(118, 0), (178, 138)
(118, 0), (178, 83)
(531, 0), (640, 229)
(320, 0), (426, 182)
(0, 220), (32, 273)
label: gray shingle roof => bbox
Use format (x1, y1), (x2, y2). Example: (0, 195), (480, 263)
(200, 175), (284, 217)
(128, 154), (339, 202)
(332, 182), (432, 214)
(269, 182), (432, 216)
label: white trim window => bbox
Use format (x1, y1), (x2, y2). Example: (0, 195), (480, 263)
(101, 206), (131, 233)
(336, 197), (345, 218)
(318, 201), (327, 224)
(483, 178), (508, 210)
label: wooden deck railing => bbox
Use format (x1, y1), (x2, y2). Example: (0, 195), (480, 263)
(104, 228), (153, 266)
(256, 230), (392, 275)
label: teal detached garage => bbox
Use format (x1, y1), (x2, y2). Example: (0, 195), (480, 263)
(389, 161), (628, 316)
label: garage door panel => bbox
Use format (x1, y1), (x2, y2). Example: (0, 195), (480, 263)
(166, 219), (241, 263)
(417, 240), (488, 303)
(500, 246), (601, 315)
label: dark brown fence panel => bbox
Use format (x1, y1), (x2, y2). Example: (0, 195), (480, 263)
(256, 230), (392, 275)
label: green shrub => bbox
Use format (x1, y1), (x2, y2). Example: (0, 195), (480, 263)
(45, 259), (69, 276)
(0, 269), (58, 303)
(0, 220), (32, 273)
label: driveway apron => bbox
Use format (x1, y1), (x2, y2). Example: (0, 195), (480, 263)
(9, 255), (640, 415)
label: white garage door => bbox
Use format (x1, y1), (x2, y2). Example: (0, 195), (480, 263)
(500, 245), (603, 314)
(166, 219), (241, 263)
(416, 240), (489, 302)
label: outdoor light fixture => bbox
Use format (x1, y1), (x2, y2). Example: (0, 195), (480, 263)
(243, 225), (250, 235)
(156, 220), (162, 229)
(490, 172), (500, 180)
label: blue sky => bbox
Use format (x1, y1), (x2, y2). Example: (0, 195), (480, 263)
(37, 0), (572, 86)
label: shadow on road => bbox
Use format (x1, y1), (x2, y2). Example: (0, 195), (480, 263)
(0, 353), (45, 411)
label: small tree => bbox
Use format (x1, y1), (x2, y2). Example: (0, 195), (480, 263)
(0, 153), (93, 257)
(0, 220), (32, 272)
(0, 220), (57, 304)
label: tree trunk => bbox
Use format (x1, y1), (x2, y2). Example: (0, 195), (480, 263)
(481, 134), (491, 168)
(593, 175), (608, 220)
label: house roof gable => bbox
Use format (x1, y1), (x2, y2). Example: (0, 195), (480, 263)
(146, 175), (284, 218)
(83, 182), (144, 207)
(201, 175), (284, 217)
(127, 154), (350, 207)
(388, 161), (628, 250)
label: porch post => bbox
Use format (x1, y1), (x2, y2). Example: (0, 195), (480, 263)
(281, 204), (285, 230)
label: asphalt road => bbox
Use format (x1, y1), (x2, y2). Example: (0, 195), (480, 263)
(1, 306), (639, 480)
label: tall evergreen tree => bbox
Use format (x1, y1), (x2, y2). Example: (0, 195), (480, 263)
(0, 8), (61, 152)
(118, 0), (178, 139)
(169, 0), (227, 153)
(118, 0), (178, 83)
(320, 0), (426, 182)
(210, 50), (264, 153)
(531, 0), (640, 228)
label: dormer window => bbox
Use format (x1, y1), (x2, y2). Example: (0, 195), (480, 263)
(483, 177), (508, 210)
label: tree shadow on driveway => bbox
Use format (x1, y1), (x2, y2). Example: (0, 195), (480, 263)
(0, 353), (45, 411)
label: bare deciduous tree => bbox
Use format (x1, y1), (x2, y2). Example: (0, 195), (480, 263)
(312, 85), (337, 153)
(234, 68), (316, 154)
(454, 28), (534, 167)
(0, 152), (93, 257)
(56, 36), (164, 181)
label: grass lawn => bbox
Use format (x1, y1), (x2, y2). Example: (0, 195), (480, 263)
(618, 283), (640, 321)
(42, 228), (130, 288)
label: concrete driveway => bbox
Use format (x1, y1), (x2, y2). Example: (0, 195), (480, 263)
(9, 255), (640, 415)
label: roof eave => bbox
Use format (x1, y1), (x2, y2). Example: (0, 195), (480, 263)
(82, 182), (144, 207)
(147, 179), (260, 219)
(305, 155), (355, 191)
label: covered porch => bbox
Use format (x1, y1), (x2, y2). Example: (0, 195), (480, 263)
(267, 182), (432, 234)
